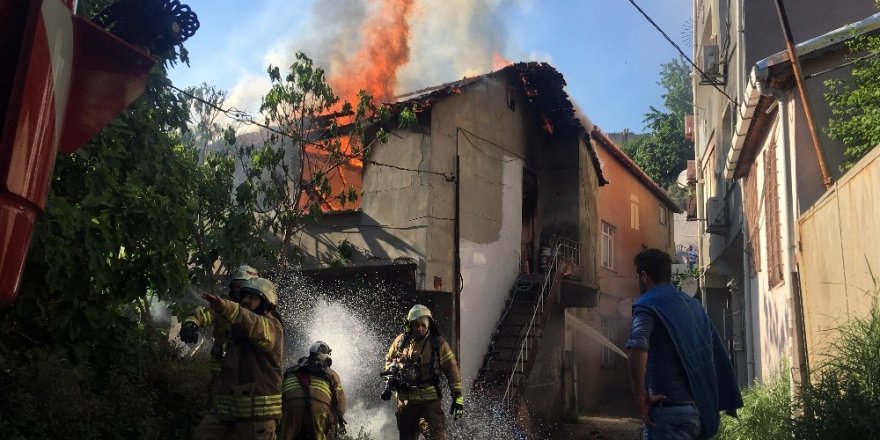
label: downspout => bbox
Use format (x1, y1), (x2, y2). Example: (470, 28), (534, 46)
(757, 81), (809, 385)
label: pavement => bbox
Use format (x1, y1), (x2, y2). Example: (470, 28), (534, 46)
(548, 416), (642, 440)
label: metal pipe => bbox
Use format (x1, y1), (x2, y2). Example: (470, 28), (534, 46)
(773, 0), (833, 189)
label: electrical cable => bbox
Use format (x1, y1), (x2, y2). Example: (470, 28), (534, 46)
(168, 82), (452, 179)
(625, 0), (739, 107)
(804, 51), (880, 80)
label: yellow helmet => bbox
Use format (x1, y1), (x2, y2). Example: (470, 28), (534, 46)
(229, 265), (259, 283)
(406, 304), (433, 323)
(240, 277), (278, 308)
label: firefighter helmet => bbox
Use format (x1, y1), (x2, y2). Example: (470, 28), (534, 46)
(406, 304), (433, 323)
(229, 265), (259, 283)
(309, 341), (332, 366)
(240, 277), (278, 308)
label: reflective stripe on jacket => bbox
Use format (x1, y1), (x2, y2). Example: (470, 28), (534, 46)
(214, 298), (284, 421)
(281, 367), (346, 416)
(385, 333), (462, 401)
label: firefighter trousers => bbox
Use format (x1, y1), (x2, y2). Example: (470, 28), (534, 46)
(193, 411), (278, 440)
(396, 399), (446, 440)
(278, 399), (335, 440)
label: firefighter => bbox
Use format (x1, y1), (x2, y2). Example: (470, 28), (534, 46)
(180, 265), (260, 407)
(384, 304), (463, 440)
(278, 341), (347, 440)
(193, 276), (285, 440)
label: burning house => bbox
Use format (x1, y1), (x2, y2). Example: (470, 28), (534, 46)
(293, 61), (611, 423)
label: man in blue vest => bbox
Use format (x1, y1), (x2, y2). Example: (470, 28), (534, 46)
(625, 249), (742, 439)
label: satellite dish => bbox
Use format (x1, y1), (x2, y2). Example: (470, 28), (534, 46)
(680, 277), (699, 297)
(675, 169), (689, 188)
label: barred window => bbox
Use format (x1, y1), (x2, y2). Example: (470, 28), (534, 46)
(744, 161), (761, 276)
(764, 145), (784, 287)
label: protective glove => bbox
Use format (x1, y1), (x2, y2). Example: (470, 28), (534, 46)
(450, 393), (464, 420)
(179, 322), (199, 344)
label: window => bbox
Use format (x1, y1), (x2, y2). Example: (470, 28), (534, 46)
(659, 205), (668, 226)
(630, 194), (640, 230)
(764, 145), (784, 287)
(601, 221), (615, 269)
(601, 316), (618, 367)
(744, 161), (761, 276)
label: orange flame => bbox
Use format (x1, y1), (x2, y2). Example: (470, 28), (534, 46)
(329, 0), (416, 107)
(492, 50), (512, 70)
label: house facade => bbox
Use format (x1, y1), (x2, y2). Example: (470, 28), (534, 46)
(294, 63), (606, 417)
(692, 0), (878, 384)
(570, 128), (680, 416)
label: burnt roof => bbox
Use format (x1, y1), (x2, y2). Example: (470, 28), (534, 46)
(387, 62), (607, 186)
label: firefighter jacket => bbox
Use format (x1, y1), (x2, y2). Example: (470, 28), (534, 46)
(212, 297), (284, 421)
(281, 365), (346, 418)
(385, 333), (462, 402)
(184, 306), (232, 373)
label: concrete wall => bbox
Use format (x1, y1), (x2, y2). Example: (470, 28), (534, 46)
(742, 0), (877, 70)
(296, 131), (433, 275)
(426, 76), (535, 385)
(798, 145), (880, 367)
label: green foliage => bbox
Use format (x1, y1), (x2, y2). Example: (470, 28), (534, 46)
(717, 289), (880, 440)
(666, 183), (690, 211)
(236, 52), (385, 266)
(0, 329), (211, 440)
(794, 292), (880, 439)
(825, 33), (880, 171)
(182, 83), (266, 290)
(717, 364), (792, 440)
(623, 57), (694, 188)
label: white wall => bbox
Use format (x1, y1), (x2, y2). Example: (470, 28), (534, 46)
(459, 157), (523, 388)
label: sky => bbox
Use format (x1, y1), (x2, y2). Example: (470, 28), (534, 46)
(168, 0), (693, 134)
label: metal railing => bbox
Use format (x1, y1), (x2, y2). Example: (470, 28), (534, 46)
(500, 238), (580, 410)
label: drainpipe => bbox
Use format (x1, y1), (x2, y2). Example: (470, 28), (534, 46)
(757, 81), (809, 385)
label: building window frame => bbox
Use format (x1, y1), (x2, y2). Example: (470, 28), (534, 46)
(764, 144), (784, 288)
(659, 204), (668, 226)
(601, 221), (615, 270)
(630, 194), (640, 230)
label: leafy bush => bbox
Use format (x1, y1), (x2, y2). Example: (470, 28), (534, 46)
(0, 329), (211, 440)
(793, 295), (880, 440)
(716, 365), (792, 440)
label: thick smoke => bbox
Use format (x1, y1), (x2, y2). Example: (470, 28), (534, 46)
(235, 0), (520, 111)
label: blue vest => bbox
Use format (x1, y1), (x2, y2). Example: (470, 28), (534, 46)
(635, 283), (743, 437)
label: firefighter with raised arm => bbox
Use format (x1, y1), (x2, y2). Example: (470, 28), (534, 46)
(278, 341), (347, 440)
(180, 265), (260, 406)
(193, 276), (285, 440)
(383, 304), (463, 440)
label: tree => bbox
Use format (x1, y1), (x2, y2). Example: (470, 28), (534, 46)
(237, 52), (394, 266)
(182, 83), (265, 292)
(623, 57), (694, 188)
(825, 25), (880, 171)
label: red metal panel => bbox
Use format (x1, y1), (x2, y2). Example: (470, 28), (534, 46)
(0, 196), (37, 308)
(59, 15), (152, 154)
(1, 2), (59, 210)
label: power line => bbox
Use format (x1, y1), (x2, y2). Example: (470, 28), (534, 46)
(625, 0), (739, 107)
(169, 82), (451, 179)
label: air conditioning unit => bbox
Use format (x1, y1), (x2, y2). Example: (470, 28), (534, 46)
(700, 45), (724, 85)
(706, 196), (727, 235)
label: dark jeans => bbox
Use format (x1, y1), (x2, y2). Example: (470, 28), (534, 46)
(642, 404), (702, 440)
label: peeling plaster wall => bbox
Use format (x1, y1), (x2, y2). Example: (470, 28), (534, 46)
(427, 76), (531, 385)
(296, 131), (432, 276)
(459, 158), (523, 386)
